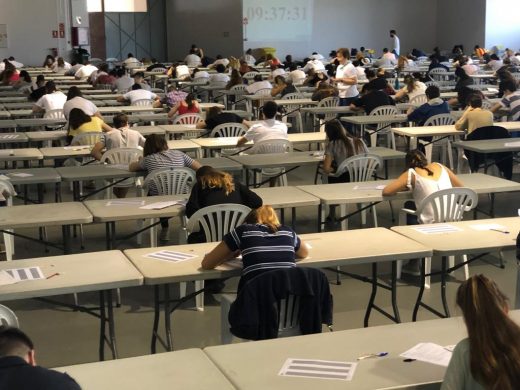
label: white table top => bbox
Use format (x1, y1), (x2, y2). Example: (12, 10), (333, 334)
(453, 138), (520, 153)
(392, 125), (463, 137)
(98, 106), (164, 114)
(0, 202), (92, 229)
(196, 157), (243, 171)
(84, 195), (186, 222)
(0, 167), (61, 184)
(0, 148), (43, 161)
(0, 133), (28, 143)
(130, 125), (165, 136)
(227, 152), (323, 169)
(204, 311), (520, 390)
(192, 133), (327, 150)
(124, 229), (431, 285)
(392, 217), (520, 256)
(15, 118), (67, 127)
(273, 98), (317, 106)
(301, 106), (355, 114)
(40, 146), (92, 159)
(57, 165), (139, 181)
(0, 250), (142, 301)
(55, 349), (234, 390)
(252, 186), (320, 208)
(340, 114), (408, 125)
(0, 119), (17, 128)
(167, 139), (201, 152)
(160, 124), (206, 135)
(25, 130), (68, 142)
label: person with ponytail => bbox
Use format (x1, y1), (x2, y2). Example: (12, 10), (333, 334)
(167, 92), (200, 118)
(441, 275), (520, 389)
(201, 205), (309, 291)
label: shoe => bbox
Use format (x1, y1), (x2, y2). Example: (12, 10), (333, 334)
(401, 259), (421, 276)
(159, 228), (170, 242)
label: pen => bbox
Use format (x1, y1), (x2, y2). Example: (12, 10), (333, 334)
(46, 272), (60, 279)
(490, 228), (509, 234)
(357, 352), (388, 360)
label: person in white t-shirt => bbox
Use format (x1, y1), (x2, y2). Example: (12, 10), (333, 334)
(242, 49), (256, 66)
(63, 86), (101, 120)
(133, 72), (151, 91)
(117, 84), (160, 106)
(209, 64), (230, 84)
(74, 62), (98, 80)
(32, 81), (67, 114)
(184, 51), (202, 67)
(246, 74), (272, 94)
(332, 48), (359, 106)
(390, 29), (400, 56)
(378, 48), (397, 67)
(288, 64), (306, 84)
(7, 57), (23, 69)
(302, 59), (325, 74)
(209, 55), (230, 69)
(123, 53), (140, 67)
(236, 101), (287, 146)
(191, 68), (209, 80)
(309, 52), (325, 61)
(112, 68), (134, 92)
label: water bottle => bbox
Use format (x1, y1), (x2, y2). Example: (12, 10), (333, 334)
(394, 70), (400, 90)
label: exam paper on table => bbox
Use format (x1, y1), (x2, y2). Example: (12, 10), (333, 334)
(4, 266), (45, 282)
(145, 250), (198, 263)
(353, 184), (386, 190)
(8, 173), (33, 177)
(412, 224), (462, 234)
(106, 200), (146, 206)
(0, 270), (16, 286)
(139, 200), (186, 210)
(64, 145), (90, 150)
(279, 358), (357, 381)
(504, 141), (520, 147)
(400, 342), (452, 367)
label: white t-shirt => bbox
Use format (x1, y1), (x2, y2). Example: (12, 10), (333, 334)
(392, 35), (400, 56)
(122, 89), (157, 105)
(63, 96), (99, 119)
(75, 64), (98, 79)
(184, 54), (202, 67)
(192, 70), (209, 80)
(401, 81), (427, 101)
(244, 119), (288, 144)
(335, 62), (358, 98)
(210, 73), (230, 84)
(462, 64), (479, 76)
(176, 65), (191, 79)
(382, 52), (397, 65)
(9, 60), (23, 68)
(123, 57), (140, 66)
(271, 68), (286, 79)
(309, 53), (325, 61)
(101, 128), (145, 149)
(289, 69), (306, 83)
(212, 58), (230, 67)
(243, 54), (256, 65)
(52, 61), (71, 73)
(488, 59), (503, 71)
(246, 80), (272, 94)
(113, 75), (134, 92)
(35, 91), (67, 112)
(302, 59), (325, 73)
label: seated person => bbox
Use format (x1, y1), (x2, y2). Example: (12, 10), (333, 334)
(112, 68), (134, 92)
(0, 326), (80, 389)
(350, 82), (395, 115)
(455, 95), (494, 135)
(32, 81), (66, 114)
(491, 79), (520, 121)
(407, 85), (450, 126)
(133, 71), (152, 91)
(196, 106), (248, 130)
(245, 74), (272, 94)
(63, 86), (101, 120)
(68, 108), (112, 141)
(270, 75), (296, 97)
(209, 64), (230, 84)
(185, 166), (263, 243)
(394, 74), (426, 102)
(201, 205), (309, 291)
(117, 84), (161, 107)
(441, 275), (520, 389)
(74, 61), (98, 80)
(236, 101), (287, 147)
(321, 120), (368, 183)
(167, 92), (200, 119)
(29, 75), (46, 102)
(311, 79), (338, 101)
(288, 64), (306, 84)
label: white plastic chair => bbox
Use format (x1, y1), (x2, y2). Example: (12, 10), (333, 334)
(228, 84), (248, 110)
(173, 113), (204, 125)
(249, 139), (293, 186)
(133, 99), (154, 107)
(186, 204), (251, 311)
(0, 179), (16, 261)
(280, 92), (304, 133)
(100, 148), (143, 199)
(210, 122), (248, 138)
(0, 304), (19, 327)
(429, 68), (449, 81)
(43, 109), (66, 130)
(398, 187), (478, 288)
(422, 113), (456, 169)
(243, 71), (259, 80)
(97, 83), (113, 90)
(367, 105), (397, 149)
(409, 94), (427, 106)
(315, 96), (339, 131)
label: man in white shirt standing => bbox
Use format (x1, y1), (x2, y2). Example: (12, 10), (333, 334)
(236, 101), (287, 146)
(390, 29), (400, 56)
(32, 81), (67, 114)
(332, 48), (359, 106)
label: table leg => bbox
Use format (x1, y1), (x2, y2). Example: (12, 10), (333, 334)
(98, 290), (118, 361)
(55, 183), (61, 203)
(99, 290), (106, 361)
(105, 222), (114, 250)
(62, 225), (71, 254)
(412, 258), (427, 321)
(37, 184), (44, 204)
(318, 204), (322, 233)
(440, 257), (450, 318)
(151, 285), (160, 354)
(163, 284), (173, 351)
(391, 262), (401, 323)
(72, 180), (80, 202)
(363, 263), (378, 327)
(280, 208), (285, 225)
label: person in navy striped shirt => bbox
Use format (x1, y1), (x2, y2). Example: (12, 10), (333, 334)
(202, 205), (309, 290)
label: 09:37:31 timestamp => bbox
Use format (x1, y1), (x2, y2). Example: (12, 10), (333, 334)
(246, 7), (308, 21)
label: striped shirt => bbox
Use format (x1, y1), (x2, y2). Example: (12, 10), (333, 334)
(139, 150), (194, 195)
(223, 223), (301, 285)
(500, 91), (520, 121)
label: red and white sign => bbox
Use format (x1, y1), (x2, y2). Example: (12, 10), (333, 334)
(243, 17), (248, 25)
(52, 30), (58, 38)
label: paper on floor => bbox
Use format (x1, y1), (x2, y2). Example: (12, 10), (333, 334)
(279, 358), (357, 381)
(400, 342), (452, 367)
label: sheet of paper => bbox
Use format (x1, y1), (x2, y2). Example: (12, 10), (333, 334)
(0, 270), (16, 286)
(139, 201), (184, 210)
(106, 200), (146, 206)
(279, 358), (357, 381)
(487, 88), (498, 92)
(504, 141), (520, 147)
(145, 250), (198, 263)
(0, 134), (19, 139)
(400, 342), (452, 367)
(412, 224), (462, 234)
(470, 223), (507, 231)
(353, 184), (386, 190)
(8, 173), (33, 177)
(105, 164), (129, 170)
(5, 266), (45, 282)
(63, 146), (90, 150)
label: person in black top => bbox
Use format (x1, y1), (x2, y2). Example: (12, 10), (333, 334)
(186, 166), (263, 243)
(349, 82), (395, 115)
(196, 106), (249, 131)
(0, 326), (81, 389)
(146, 58), (167, 71)
(29, 75), (47, 102)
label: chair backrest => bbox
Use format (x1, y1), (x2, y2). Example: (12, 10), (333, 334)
(292, 77), (305, 86)
(317, 96), (339, 108)
(369, 105), (398, 132)
(173, 113), (204, 125)
(210, 122), (248, 137)
(71, 132), (102, 146)
(0, 304), (19, 327)
(409, 94), (428, 106)
(423, 113), (455, 127)
(254, 88), (272, 96)
(481, 99), (492, 110)
(106, 57), (119, 63)
(150, 67), (167, 73)
(133, 99), (153, 107)
(249, 139), (293, 154)
(143, 167), (196, 195)
(338, 154), (383, 182)
(281, 92), (303, 100)
(429, 68), (448, 81)
(0, 179), (17, 206)
(192, 77), (209, 85)
(243, 71), (259, 80)
(97, 83), (113, 90)
(230, 84), (248, 94)
(43, 109), (65, 119)
(100, 148), (142, 165)
(416, 187), (478, 223)
(210, 81), (227, 88)
(429, 68), (448, 75)
(186, 203), (251, 242)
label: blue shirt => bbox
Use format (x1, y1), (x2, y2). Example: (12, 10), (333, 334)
(408, 101), (450, 126)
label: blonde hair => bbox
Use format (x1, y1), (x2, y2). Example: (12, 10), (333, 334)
(245, 205), (280, 232)
(198, 167), (235, 195)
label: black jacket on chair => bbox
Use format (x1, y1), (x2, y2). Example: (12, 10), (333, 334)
(228, 267), (333, 341)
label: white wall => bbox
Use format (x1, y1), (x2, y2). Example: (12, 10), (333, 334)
(485, 0), (520, 51)
(0, 0), (76, 66)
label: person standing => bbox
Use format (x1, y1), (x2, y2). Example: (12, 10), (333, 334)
(332, 48), (359, 106)
(390, 29), (400, 56)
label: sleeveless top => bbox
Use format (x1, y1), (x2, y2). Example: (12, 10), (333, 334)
(178, 102), (200, 115)
(407, 163), (452, 224)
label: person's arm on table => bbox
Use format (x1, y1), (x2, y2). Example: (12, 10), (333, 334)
(382, 171), (409, 196)
(201, 241), (236, 270)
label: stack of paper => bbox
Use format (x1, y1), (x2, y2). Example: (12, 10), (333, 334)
(279, 358), (357, 381)
(400, 343), (453, 367)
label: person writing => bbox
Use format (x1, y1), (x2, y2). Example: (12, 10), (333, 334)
(441, 275), (520, 390)
(201, 205), (309, 291)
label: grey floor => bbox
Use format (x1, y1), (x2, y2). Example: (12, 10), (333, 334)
(4, 135), (519, 369)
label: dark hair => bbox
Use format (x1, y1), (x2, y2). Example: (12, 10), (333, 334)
(324, 120), (365, 158)
(352, 60), (361, 67)
(501, 79), (518, 92)
(36, 75), (45, 83)
(117, 68), (126, 78)
(0, 326), (34, 358)
(113, 113), (129, 129)
(69, 108), (92, 130)
(274, 75), (286, 85)
(143, 134), (168, 156)
(365, 69), (376, 79)
(215, 64), (226, 73)
(456, 275), (520, 389)
(206, 106), (222, 120)
(405, 149), (433, 176)
(127, 53), (134, 58)
(490, 54), (499, 61)
(19, 70), (31, 83)
(469, 94), (483, 108)
(383, 48), (389, 53)
(185, 93), (196, 110)
(134, 71), (144, 79)
(253, 74), (263, 82)
(289, 63), (297, 71)
(262, 101), (278, 119)
(131, 83), (142, 91)
(403, 74), (416, 92)
(66, 86), (82, 100)
(45, 81), (57, 93)
(337, 48), (350, 59)
(99, 63), (109, 72)
(425, 85), (440, 100)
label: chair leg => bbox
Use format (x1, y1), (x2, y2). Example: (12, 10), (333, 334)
(396, 260), (403, 279)
(425, 257), (431, 289)
(136, 219), (143, 245)
(4, 231), (14, 261)
(339, 204), (348, 230)
(150, 218), (158, 247)
(195, 280), (204, 311)
(372, 205), (378, 227)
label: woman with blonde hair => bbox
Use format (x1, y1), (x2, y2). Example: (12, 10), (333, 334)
(441, 275), (520, 389)
(201, 205), (309, 290)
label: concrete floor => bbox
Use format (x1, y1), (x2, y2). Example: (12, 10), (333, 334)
(3, 136), (519, 369)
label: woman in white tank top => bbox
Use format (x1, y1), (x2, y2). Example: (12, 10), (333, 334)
(383, 150), (464, 224)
